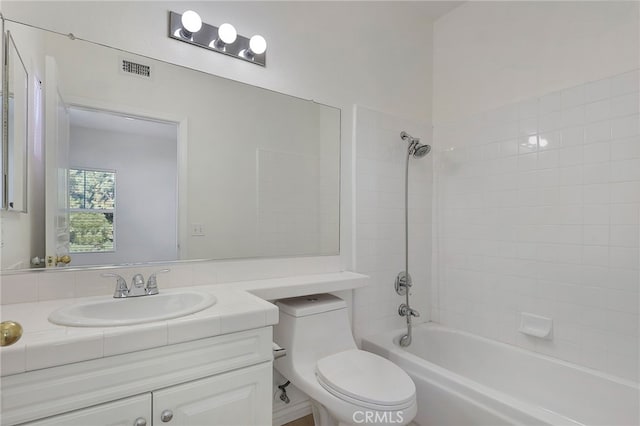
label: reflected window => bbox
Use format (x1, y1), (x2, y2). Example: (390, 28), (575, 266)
(68, 168), (116, 253)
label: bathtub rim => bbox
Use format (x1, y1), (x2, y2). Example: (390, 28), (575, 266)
(362, 322), (639, 426)
(369, 322), (638, 388)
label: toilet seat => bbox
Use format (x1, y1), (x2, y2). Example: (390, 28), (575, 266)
(315, 349), (416, 410)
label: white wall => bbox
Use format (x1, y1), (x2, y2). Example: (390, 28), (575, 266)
(432, 1), (639, 381)
(1, 0), (445, 273)
(433, 1), (639, 125)
(69, 125), (178, 266)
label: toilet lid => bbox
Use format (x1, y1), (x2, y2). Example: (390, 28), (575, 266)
(315, 349), (415, 408)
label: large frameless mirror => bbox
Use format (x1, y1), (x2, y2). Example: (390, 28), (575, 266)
(1, 19), (340, 272)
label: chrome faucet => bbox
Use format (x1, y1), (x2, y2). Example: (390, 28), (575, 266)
(101, 269), (170, 298)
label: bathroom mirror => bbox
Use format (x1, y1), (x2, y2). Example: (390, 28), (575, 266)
(2, 30), (29, 213)
(1, 20), (340, 271)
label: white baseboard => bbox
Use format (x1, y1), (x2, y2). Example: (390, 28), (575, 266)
(273, 400), (313, 426)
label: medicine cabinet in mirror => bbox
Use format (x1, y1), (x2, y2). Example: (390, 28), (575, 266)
(0, 19), (340, 271)
(2, 29), (29, 213)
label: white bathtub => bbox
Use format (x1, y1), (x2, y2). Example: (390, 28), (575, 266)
(362, 323), (639, 426)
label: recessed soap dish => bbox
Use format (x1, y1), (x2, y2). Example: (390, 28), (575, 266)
(518, 312), (553, 339)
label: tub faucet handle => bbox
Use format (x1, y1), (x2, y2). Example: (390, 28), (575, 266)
(398, 303), (420, 318)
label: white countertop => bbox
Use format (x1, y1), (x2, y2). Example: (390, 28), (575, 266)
(0, 272), (368, 376)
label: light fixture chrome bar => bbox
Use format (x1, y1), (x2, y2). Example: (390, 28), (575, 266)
(168, 11), (266, 67)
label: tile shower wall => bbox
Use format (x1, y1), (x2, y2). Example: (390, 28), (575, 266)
(433, 70), (640, 381)
(353, 106), (432, 340)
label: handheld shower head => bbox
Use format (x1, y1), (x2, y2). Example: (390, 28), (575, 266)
(400, 131), (431, 158)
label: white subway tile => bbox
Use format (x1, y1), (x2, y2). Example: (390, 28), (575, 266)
(582, 184), (610, 204)
(558, 146), (584, 167)
(583, 225), (610, 246)
(583, 163), (610, 184)
(539, 111), (562, 133)
(607, 351), (639, 382)
(584, 78), (611, 103)
(538, 131), (560, 151)
(562, 105), (585, 128)
(607, 268), (639, 292)
(585, 100), (610, 123)
(539, 92), (562, 114)
(610, 225), (639, 248)
(582, 204), (610, 224)
(561, 126), (585, 147)
(0, 274), (38, 304)
(611, 181), (640, 203)
(537, 150), (559, 170)
(518, 152), (538, 171)
(584, 121), (611, 144)
(519, 117), (538, 137)
(582, 246), (609, 267)
(610, 159), (640, 182)
(610, 136), (640, 160)
(611, 114), (640, 139)
(610, 93), (639, 118)
(38, 272), (76, 301)
(611, 71), (640, 97)
(559, 166), (584, 186)
(583, 142), (611, 164)
(609, 247), (639, 270)
(562, 85), (586, 109)
(558, 186), (583, 205)
(610, 204), (640, 225)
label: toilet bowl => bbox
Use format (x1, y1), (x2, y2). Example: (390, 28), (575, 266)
(273, 294), (417, 426)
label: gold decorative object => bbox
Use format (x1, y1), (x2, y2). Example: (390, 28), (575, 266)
(0, 321), (23, 347)
(56, 255), (72, 265)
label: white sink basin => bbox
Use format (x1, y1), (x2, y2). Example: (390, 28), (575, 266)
(48, 291), (217, 327)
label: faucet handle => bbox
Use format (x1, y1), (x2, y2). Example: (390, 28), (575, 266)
(146, 269), (170, 295)
(101, 273), (128, 298)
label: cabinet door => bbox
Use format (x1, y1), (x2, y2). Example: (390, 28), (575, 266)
(22, 393), (151, 426)
(153, 362), (272, 426)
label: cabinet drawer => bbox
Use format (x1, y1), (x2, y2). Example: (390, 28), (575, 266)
(21, 394), (151, 426)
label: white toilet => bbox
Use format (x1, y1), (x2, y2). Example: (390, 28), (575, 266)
(273, 294), (417, 426)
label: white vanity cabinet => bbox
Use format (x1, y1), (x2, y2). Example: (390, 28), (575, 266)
(22, 362), (271, 426)
(152, 362), (271, 425)
(2, 327), (273, 426)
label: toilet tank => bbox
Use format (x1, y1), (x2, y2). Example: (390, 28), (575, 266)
(274, 294), (357, 365)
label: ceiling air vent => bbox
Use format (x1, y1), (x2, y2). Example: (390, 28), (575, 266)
(120, 59), (151, 78)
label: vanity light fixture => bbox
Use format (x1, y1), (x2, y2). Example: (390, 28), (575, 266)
(168, 11), (267, 67)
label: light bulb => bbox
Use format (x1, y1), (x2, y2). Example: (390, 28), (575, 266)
(181, 10), (202, 34)
(218, 23), (237, 44)
(249, 35), (267, 55)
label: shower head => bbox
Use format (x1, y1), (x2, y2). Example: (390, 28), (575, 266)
(412, 143), (431, 158)
(400, 131), (431, 158)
